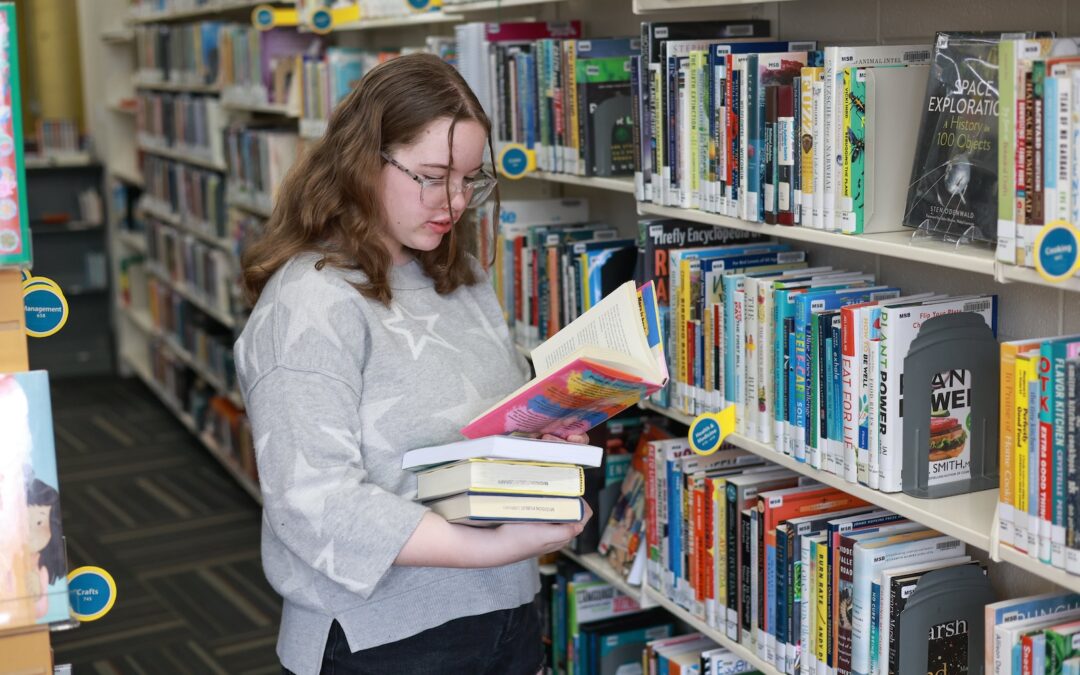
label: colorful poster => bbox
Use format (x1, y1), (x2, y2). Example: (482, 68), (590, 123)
(0, 4), (29, 268)
(0, 371), (70, 628)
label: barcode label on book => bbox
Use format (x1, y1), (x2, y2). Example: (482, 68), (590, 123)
(963, 300), (992, 314)
(904, 50), (931, 63)
(936, 540), (963, 552)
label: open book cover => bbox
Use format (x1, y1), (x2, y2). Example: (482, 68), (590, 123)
(461, 280), (669, 439)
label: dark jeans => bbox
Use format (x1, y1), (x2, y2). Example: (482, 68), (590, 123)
(282, 600), (543, 675)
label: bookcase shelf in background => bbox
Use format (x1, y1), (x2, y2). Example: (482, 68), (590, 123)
(138, 202), (236, 252)
(129, 0), (284, 24)
(453, 0), (566, 11)
(526, 171), (636, 194)
(560, 548), (657, 609)
(133, 79), (221, 95)
(100, 27), (134, 43)
(330, 12), (466, 32)
(146, 265), (236, 328)
(122, 351), (262, 504)
(632, 0), (796, 12)
(25, 153), (95, 169)
(108, 102), (137, 116)
(111, 167), (144, 188)
(125, 305), (244, 407)
(137, 144), (227, 172)
(117, 229), (147, 253)
(998, 545), (1080, 595)
(227, 194), (274, 219)
(222, 100), (299, 118)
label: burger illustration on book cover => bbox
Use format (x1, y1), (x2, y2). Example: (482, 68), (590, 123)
(927, 369), (972, 486)
(928, 416), (966, 461)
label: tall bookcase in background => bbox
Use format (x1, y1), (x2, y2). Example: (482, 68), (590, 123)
(76, 1), (1080, 668)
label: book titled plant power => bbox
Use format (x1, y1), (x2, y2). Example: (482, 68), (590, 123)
(904, 32), (1003, 244)
(461, 280), (668, 438)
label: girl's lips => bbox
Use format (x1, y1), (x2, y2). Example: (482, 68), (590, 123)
(427, 220), (452, 234)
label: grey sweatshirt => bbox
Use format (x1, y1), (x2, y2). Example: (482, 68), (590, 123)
(235, 252), (539, 675)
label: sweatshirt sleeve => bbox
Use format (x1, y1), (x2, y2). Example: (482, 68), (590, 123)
(246, 364), (428, 600)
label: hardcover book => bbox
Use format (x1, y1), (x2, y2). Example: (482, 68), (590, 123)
(415, 459), (585, 501)
(425, 492), (584, 525)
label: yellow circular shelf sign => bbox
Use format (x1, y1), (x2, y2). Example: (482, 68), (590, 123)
(1034, 220), (1080, 283)
(67, 566), (117, 622)
(687, 405), (736, 456)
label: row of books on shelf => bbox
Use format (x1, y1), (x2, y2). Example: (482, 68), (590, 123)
(146, 341), (256, 481)
(148, 277), (238, 394)
(224, 126), (299, 213)
(583, 426), (1080, 675)
(137, 91), (225, 165)
(999, 332), (1080, 575)
(135, 22), (222, 87)
(493, 204), (1004, 496)
(140, 156), (228, 238)
(147, 224), (238, 319)
(300, 46), (397, 126)
(218, 26), (318, 111)
(294, 0), (444, 22)
(542, 559), (758, 675)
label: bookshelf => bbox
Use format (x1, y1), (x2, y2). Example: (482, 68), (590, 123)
(332, 13), (467, 31)
(132, 79), (222, 94)
(136, 144), (228, 172)
(129, 0), (285, 24)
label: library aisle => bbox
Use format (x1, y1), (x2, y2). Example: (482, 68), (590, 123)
(47, 376), (279, 674)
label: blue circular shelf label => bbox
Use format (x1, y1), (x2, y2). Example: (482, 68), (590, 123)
(498, 144), (535, 180)
(692, 417), (720, 451)
(24, 282), (68, 338)
(68, 566), (116, 622)
(254, 8), (274, 27)
(1035, 220), (1080, 283)
(311, 9), (333, 31)
(407, 0), (433, 10)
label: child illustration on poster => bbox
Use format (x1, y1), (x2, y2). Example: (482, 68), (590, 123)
(0, 372), (70, 628)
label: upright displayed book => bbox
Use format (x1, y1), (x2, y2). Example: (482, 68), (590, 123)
(904, 32), (1006, 243)
(0, 2), (28, 267)
(0, 371), (70, 629)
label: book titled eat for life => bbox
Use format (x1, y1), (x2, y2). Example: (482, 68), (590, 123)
(460, 280), (669, 439)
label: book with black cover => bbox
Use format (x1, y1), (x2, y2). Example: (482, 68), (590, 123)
(904, 32), (1014, 243)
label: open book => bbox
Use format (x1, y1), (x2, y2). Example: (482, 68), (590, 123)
(461, 280), (668, 438)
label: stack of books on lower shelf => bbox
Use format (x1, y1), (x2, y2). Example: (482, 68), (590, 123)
(402, 436), (602, 525)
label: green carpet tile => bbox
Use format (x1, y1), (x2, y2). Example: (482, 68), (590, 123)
(48, 376), (282, 674)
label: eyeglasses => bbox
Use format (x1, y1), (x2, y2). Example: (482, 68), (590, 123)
(381, 152), (497, 210)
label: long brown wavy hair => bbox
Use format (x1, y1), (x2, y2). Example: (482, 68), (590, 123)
(241, 52), (499, 306)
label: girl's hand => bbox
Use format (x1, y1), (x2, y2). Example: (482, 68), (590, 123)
(486, 500), (594, 565)
(539, 432), (590, 445)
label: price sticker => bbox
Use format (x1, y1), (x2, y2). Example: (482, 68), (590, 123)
(498, 144), (536, 180)
(1034, 220), (1080, 283)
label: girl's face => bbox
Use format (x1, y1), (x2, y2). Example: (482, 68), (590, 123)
(27, 504), (51, 552)
(379, 117), (487, 265)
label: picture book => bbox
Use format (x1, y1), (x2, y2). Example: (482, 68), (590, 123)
(0, 371), (70, 629)
(461, 280), (667, 439)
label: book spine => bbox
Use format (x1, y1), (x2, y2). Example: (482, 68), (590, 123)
(776, 526), (790, 671)
(842, 306), (859, 483)
(800, 69), (816, 225)
(704, 476), (718, 625)
(741, 507), (754, 645)
(1015, 355), (1033, 553)
(764, 84), (779, 224)
(726, 484), (740, 640)
(1069, 359), (1080, 574)
(997, 40), (1018, 264)
(1000, 343), (1019, 548)
(814, 538), (829, 675)
(1053, 343), (1070, 569)
(693, 473), (708, 618)
(803, 537), (818, 675)
(1039, 346), (1053, 563)
(836, 535), (856, 675)
(812, 74), (826, 229)
(646, 442), (660, 588)
(778, 83), (797, 226)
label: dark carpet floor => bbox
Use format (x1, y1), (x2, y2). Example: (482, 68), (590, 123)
(48, 375), (281, 674)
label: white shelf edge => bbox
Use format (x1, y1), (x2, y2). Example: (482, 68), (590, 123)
(123, 352), (261, 504)
(100, 28), (134, 43)
(138, 144), (227, 172)
(108, 103), (137, 116)
(560, 549), (658, 609)
(111, 167), (144, 187)
(117, 230), (148, 253)
(638, 401), (995, 551)
(25, 153), (95, 169)
(527, 170), (636, 194)
(452, 0), (564, 10)
(147, 265), (236, 329)
(222, 100), (299, 118)
(128, 0), (281, 24)
(133, 79), (222, 95)
(227, 196), (274, 219)
(330, 12), (465, 32)
(997, 545), (1080, 594)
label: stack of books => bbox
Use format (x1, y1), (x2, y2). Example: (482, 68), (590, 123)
(402, 435), (603, 526)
